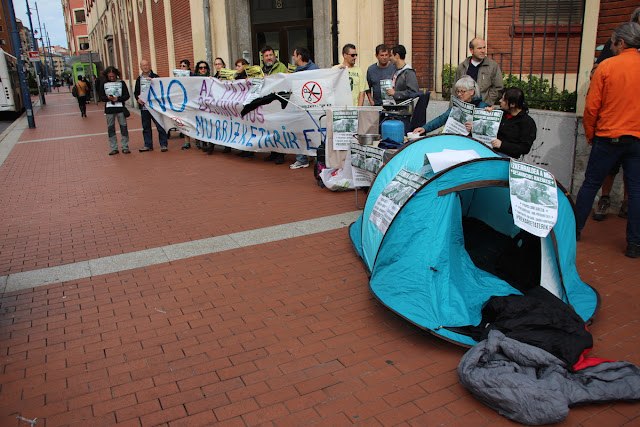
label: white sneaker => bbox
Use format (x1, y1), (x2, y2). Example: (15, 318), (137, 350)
(290, 161), (310, 169)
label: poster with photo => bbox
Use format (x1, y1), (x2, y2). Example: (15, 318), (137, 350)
(472, 108), (503, 145)
(332, 110), (358, 150)
(103, 82), (123, 107)
(350, 142), (385, 186)
(509, 160), (558, 238)
(442, 97), (474, 135)
(369, 169), (427, 234)
(380, 79), (395, 105)
(243, 78), (265, 105)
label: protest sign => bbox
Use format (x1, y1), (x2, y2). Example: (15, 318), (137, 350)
(104, 82), (123, 107)
(380, 79), (394, 105)
(332, 110), (358, 150)
(472, 108), (503, 145)
(443, 97), (474, 135)
(509, 160), (558, 237)
(173, 69), (191, 77)
(140, 68), (351, 155)
(350, 142), (385, 186)
(369, 169), (427, 234)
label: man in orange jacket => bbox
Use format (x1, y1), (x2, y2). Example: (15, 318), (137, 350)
(576, 22), (640, 258)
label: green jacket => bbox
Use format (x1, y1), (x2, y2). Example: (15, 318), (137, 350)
(263, 61), (288, 75)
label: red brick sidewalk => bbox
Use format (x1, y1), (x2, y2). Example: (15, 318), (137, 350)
(1, 93), (639, 426)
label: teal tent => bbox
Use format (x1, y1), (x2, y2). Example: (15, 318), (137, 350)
(350, 134), (599, 346)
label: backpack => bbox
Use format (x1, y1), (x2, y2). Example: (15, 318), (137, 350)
(71, 83), (78, 97)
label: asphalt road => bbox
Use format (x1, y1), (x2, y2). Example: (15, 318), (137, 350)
(0, 116), (15, 135)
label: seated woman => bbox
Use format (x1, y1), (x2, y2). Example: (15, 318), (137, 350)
(488, 87), (537, 158)
(414, 75), (488, 135)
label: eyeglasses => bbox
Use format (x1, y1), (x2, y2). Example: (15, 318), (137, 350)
(180, 64), (188, 68)
(347, 53), (358, 57)
(455, 89), (471, 94)
(198, 66), (208, 69)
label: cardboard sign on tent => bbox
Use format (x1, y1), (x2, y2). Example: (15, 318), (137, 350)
(349, 134), (599, 347)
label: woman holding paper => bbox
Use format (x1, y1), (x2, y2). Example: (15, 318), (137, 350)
(413, 76), (488, 135)
(234, 59), (249, 80)
(99, 66), (131, 155)
(488, 87), (537, 158)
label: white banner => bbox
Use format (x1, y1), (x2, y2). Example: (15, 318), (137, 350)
(140, 69), (351, 155)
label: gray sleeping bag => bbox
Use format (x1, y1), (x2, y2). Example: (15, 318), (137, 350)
(458, 330), (640, 425)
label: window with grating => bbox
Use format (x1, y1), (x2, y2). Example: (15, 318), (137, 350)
(519, 0), (583, 24)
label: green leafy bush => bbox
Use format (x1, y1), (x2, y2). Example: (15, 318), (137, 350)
(441, 64), (457, 101)
(441, 64), (577, 112)
(503, 73), (576, 112)
(27, 72), (39, 95)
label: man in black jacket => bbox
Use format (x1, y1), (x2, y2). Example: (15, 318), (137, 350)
(135, 59), (168, 152)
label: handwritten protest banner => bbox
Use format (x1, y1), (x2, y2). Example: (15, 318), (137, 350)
(141, 69), (351, 155)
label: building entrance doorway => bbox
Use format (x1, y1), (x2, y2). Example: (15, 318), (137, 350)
(250, 0), (313, 66)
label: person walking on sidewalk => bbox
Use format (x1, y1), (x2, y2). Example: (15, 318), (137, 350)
(99, 66), (131, 155)
(135, 60), (168, 152)
(75, 76), (90, 117)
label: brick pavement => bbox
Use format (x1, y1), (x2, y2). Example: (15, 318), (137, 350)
(0, 93), (639, 426)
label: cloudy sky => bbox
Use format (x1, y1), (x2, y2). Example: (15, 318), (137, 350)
(12, 0), (67, 49)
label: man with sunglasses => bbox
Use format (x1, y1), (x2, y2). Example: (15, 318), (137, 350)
(333, 44), (369, 106)
(135, 59), (168, 152)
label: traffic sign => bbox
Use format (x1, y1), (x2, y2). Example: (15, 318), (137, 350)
(28, 51), (40, 62)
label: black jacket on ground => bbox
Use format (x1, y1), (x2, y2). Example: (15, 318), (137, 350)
(134, 71), (159, 108)
(99, 80), (130, 114)
(496, 109), (536, 158)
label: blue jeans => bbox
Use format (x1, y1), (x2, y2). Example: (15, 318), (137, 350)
(575, 137), (640, 244)
(141, 109), (168, 148)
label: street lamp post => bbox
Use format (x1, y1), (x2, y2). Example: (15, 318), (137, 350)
(34, 2), (49, 92)
(25, 0), (45, 104)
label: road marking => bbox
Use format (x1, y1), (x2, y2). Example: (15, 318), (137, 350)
(0, 211), (362, 294)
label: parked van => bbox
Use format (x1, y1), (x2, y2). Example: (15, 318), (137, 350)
(0, 49), (24, 113)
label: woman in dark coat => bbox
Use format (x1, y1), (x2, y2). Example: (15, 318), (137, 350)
(99, 66), (130, 155)
(489, 87), (537, 158)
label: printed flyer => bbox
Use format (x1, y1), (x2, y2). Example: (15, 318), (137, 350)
(472, 108), (503, 145)
(442, 97), (474, 135)
(173, 69), (191, 77)
(243, 78), (265, 105)
(509, 160), (558, 238)
(140, 77), (152, 93)
(369, 168), (427, 234)
(332, 110), (358, 150)
(380, 79), (394, 105)
(103, 82), (123, 107)
(350, 142), (385, 186)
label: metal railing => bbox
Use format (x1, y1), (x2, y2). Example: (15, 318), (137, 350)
(434, 0), (585, 111)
